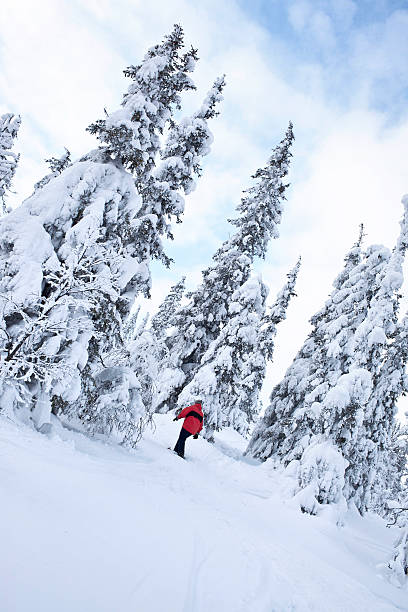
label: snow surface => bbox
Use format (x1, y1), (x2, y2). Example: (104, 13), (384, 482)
(1, 414), (407, 612)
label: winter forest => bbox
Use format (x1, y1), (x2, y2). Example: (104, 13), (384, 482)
(2, 12), (408, 612)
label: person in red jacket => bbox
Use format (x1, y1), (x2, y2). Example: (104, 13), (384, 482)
(173, 400), (204, 458)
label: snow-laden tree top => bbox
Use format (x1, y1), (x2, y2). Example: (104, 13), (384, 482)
(87, 23), (197, 177)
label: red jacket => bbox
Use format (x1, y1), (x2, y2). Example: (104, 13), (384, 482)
(177, 403), (204, 435)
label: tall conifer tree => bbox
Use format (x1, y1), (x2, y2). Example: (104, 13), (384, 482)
(155, 123), (295, 413)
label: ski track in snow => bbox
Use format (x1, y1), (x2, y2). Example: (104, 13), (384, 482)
(1, 414), (407, 612)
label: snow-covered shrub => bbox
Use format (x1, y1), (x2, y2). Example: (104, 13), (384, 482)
(293, 438), (348, 516)
(86, 366), (147, 447)
(388, 527), (408, 587)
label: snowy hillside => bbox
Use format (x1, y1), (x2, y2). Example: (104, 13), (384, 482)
(1, 414), (407, 612)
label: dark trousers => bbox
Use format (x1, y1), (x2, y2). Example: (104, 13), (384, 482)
(174, 427), (192, 458)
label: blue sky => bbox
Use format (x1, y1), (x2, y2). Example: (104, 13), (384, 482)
(1, 0), (408, 404)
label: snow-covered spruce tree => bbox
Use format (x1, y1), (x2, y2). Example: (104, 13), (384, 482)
(34, 148), (71, 192)
(0, 26), (223, 445)
(246, 226), (381, 462)
(248, 202), (408, 514)
(177, 259), (301, 440)
(88, 21), (225, 285)
(353, 315), (408, 516)
(260, 257), (301, 360)
(155, 123), (295, 413)
(336, 198), (408, 511)
(151, 276), (185, 338)
(0, 113), (21, 214)
(246, 234), (392, 512)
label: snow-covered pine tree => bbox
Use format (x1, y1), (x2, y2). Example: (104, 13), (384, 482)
(34, 148), (71, 192)
(119, 278), (186, 415)
(87, 24), (196, 178)
(260, 257), (301, 360)
(248, 201), (408, 515)
(155, 123), (295, 413)
(350, 314), (408, 516)
(134, 76), (225, 274)
(151, 277), (185, 338)
(0, 26), (223, 445)
(0, 113), (21, 214)
(88, 22), (225, 285)
(335, 198), (408, 511)
(246, 233), (395, 511)
(246, 226), (381, 463)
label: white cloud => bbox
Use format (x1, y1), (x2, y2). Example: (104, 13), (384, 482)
(288, 1), (336, 48)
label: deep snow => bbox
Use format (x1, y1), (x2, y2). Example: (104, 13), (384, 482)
(1, 414), (407, 612)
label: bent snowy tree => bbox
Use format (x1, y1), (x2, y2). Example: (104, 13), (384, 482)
(154, 123), (295, 416)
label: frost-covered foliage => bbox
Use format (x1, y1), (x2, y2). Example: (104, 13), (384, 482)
(155, 123), (295, 413)
(90, 366), (147, 447)
(0, 26), (223, 445)
(248, 203), (408, 514)
(0, 113), (21, 214)
(128, 328), (164, 411)
(34, 148), (71, 192)
(123, 305), (141, 342)
(0, 240), (98, 426)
